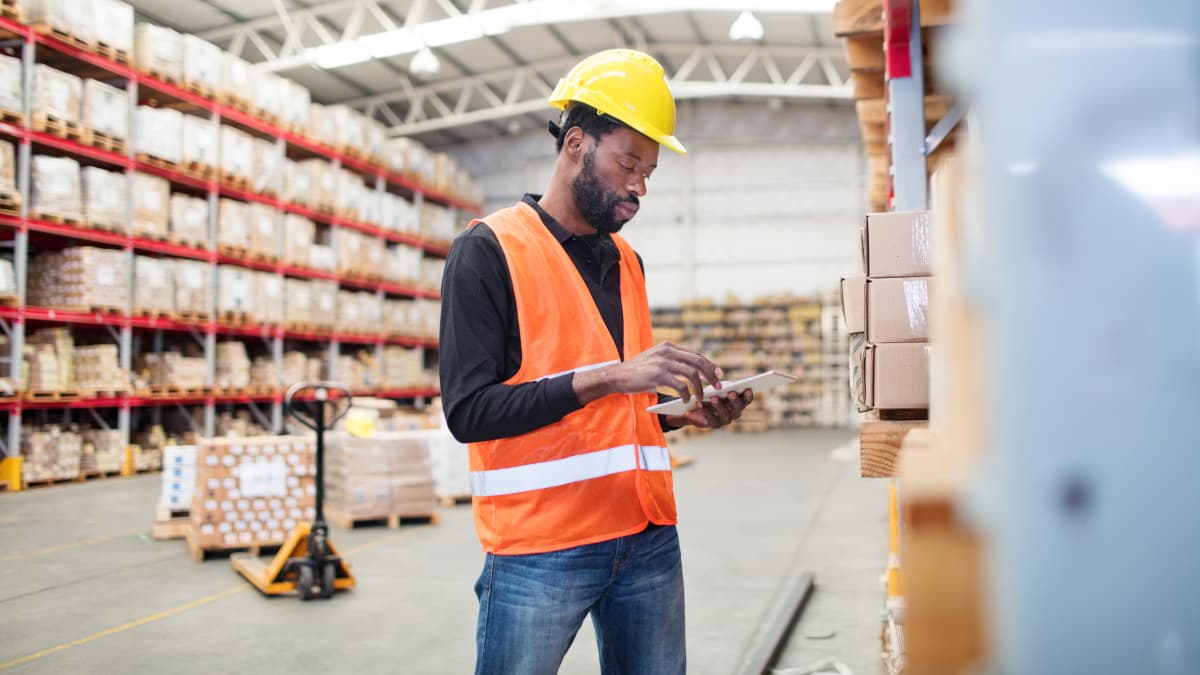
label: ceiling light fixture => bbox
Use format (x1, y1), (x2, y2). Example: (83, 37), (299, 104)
(410, 47), (441, 79)
(729, 11), (765, 42)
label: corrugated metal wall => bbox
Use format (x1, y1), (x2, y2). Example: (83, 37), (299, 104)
(447, 100), (866, 307)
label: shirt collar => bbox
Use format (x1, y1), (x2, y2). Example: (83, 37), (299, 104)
(523, 193), (605, 245)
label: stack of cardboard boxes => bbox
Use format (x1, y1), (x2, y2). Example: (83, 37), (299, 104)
(28, 247), (129, 311)
(81, 429), (125, 475)
(844, 211), (933, 412)
(160, 445), (197, 511)
(324, 432), (437, 522)
(21, 425), (83, 483)
(189, 436), (316, 551)
(74, 344), (127, 392)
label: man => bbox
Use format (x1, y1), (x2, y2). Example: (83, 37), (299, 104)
(439, 49), (753, 675)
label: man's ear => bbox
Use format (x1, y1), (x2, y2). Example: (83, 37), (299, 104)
(563, 126), (588, 162)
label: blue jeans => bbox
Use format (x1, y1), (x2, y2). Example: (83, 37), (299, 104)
(474, 524), (686, 675)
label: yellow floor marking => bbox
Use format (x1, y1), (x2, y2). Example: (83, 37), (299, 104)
(0, 526), (418, 670)
(0, 529), (147, 562)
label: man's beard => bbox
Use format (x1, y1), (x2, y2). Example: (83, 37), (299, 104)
(571, 148), (638, 234)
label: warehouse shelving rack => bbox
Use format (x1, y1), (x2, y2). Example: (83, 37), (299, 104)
(0, 14), (479, 489)
(835, 0), (966, 671)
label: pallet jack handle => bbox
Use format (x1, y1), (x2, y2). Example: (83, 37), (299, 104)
(284, 382), (352, 524)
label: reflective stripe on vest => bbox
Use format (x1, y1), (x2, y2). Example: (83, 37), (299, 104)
(470, 444), (671, 497)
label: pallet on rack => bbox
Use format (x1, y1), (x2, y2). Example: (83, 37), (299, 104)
(78, 387), (131, 399)
(324, 506), (440, 530)
(22, 475), (78, 489)
(182, 161), (218, 182)
(152, 505), (191, 540)
(0, 107), (23, 127)
(131, 307), (175, 320)
(31, 112), (91, 144)
(89, 219), (126, 234)
(217, 309), (250, 326)
(30, 23), (93, 50)
(219, 172), (252, 193)
(216, 91), (253, 114)
(30, 209), (87, 226)
(285, 321), (317, 334)
(182, 80), (214, 100)
(175, 310), (211, 323)
(247, 250), (278, 264)
(22, 389), (82, 402)
(0, 192), (17, 218)
(86, 130), (127, 156)
(94, 42), (131, 66)
(139, 68), (183, 90)
(46, 304), (123, 315)
(0, 294), (17, 307)
(0, 0), (21, 22)
(135, 153), (182, 174)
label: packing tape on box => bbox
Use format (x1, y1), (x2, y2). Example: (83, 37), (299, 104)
(912, 211), (932, 270)
(904, 278), (930, 337)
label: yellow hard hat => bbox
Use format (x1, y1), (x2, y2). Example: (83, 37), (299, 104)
(549, 49), (687, 155)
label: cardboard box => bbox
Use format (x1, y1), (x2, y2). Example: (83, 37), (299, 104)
(131, 173), (170, 238)
(220, 126), (254, 180)
(0, 139), (13, 194)
(252, 137), (281, 194)
(0, 54), (21, 115)
(174, 259), (213, 315)
(27, 0), (96, 45)
(81, 166), (125, 230)
(135, 106), (182, 164)
(94, 0), (134, 53)
(218, 199), (249, 250)
(220, 53), (257, 106)
(867, 276), (931, 343)
(278, 78), (310, 131)
(182, 35), (221, 92)
(134, 24), (183, 81)
(841, 275), (866, 333)
(254, 71), (282, 119)
(27, 246), (128, 311)
(864, 211), (932, 278)
(33, 64), (82, 125)
(134, 255), (174, 315)
(257, 272), (284, 325)
(284, 279), (311, 325)
(31, 155), (82, 220)
(170, 194), (209, 247)
(217, 265), (254, 315)
(283, 214), (314, 267)
(182, 115), (218, 168)
(246, 202), (276, 260)
(82, 79), (129, 141)
(865, 342), (930, 409)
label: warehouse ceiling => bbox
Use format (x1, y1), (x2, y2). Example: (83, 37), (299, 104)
(122, 0), (850, 148)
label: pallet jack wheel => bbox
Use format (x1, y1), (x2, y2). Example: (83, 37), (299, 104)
(298, 565), (316, 601)
(321, 562), (336, 600)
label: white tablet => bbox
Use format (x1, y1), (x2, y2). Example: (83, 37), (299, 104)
(645, 370), (798, 416)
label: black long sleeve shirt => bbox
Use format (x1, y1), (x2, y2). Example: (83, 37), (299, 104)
(439, 194), (674, 443)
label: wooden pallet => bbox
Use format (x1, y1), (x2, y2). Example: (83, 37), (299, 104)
(78, 467), (124, 482)
(135, 153), (182, 174)
(22, 389), (82, 402)
(23, 475), (79, 489)
(183, 80), (215, 100)
(152, 506), (191, 540)
(131, 308), (175, 320)
(219, 172), (252, 193)
(182, 161), (217, 182)
(0, 0), (21, 23)
(438, 494), (472, 508)
(141, 68), (183, 90)
(31, 113), (90, 144)
(324, 506), (440, 530)
(87, 129), (126, 155)
(217, 309), (250, 326)
(186, 529), (283, 563)
(0, 108), (23, 127)
(94, 42), (131, 66)
(176, 310), (211, 323)
(88, 218), (125, 234)
(218, 92), (254, 115)
(285, 321), (317, 334)
(0, 192), (17, 217)
(78, 388), (131, 399)
(30, 23), (93, 50)
(0, 294), (18, 307)
(247, 250), (277, 264)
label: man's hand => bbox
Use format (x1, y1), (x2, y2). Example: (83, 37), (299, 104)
(573, 342), (723, 406)
(665, 389), (753, 431)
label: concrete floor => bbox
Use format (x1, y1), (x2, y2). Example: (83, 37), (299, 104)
(0, 428), (888, 674)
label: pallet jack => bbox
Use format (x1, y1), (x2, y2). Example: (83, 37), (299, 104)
(231, 382), (356, 600)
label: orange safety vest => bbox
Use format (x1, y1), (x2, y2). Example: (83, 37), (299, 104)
(466, 202), (675, 555)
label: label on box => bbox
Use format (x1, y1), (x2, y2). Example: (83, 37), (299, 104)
(237, 459), (288, 497)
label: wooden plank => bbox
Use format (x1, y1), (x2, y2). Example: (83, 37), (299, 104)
(902, 501), (987, 674)
(859, 420), (926, 478)
(845, 35), (884, 72)
(861, 121), (886, 144)
(851, 70), (885, 100)
(856, 98), (887, 125)
(835, 0), (956, 37)
(834, 0), (883, 37)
